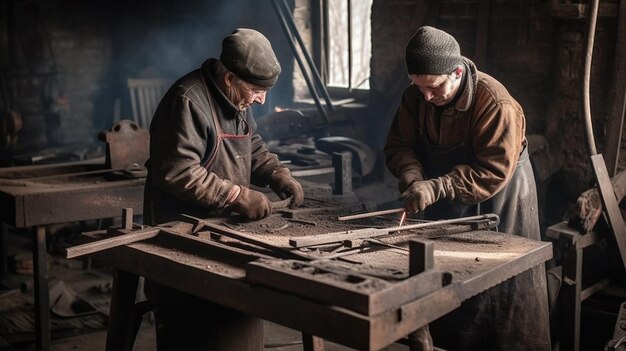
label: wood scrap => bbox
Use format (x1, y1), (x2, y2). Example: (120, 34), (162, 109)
(567, 169), (626, 233)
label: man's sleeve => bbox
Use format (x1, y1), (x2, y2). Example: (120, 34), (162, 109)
(149, 93), (238, 209)
(384, 89), (426, 179)
(247, 113), (286, 186)
(445, 100), (525, 204)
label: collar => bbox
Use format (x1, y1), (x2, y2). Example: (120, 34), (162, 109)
(452, 57), (477, 112)
(201, 58), (245, 119)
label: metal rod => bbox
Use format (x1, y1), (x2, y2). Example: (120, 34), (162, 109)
(338, 208), (405, 221)
(278, 0), (334, 111)
(201, 221), (313, 260)
(582, 0), (600, 156)
(386, 214), (500, 234)
(271, 0), (330, 122)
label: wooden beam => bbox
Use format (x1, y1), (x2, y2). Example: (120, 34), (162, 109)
(66, 227), (160, 259)
(602, 0), (626, 175)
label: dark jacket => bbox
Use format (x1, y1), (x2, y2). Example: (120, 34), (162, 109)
(385, 58), (550, 350)
(144, 58), (285, 225)
(385, 58), (527, 205)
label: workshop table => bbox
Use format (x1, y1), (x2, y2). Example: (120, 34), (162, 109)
(0, 159), (145, 351)
(83, 207), (553, 351)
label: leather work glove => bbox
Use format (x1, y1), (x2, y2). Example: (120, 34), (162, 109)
(268, 168), (304, 208)
(231, 186), (273, 220)
(397, 167), (424, 193)
(401, 178), (447, 213)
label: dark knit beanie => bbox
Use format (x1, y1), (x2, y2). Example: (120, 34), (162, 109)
(220, 28), (281, 88)
(405, 26), (463, 75)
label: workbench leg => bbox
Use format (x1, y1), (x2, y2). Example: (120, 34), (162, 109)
(302, 333), (325, 351)
(560, 245), (582, 351)
(407, 325), (433, 351)
(33, 225), (50, 351)
(105, 269), (140, 351)
(407, 240), (434, 351)
(0, 222), (8, 278)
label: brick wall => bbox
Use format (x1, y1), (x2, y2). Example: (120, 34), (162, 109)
(1, 0), (295, 155)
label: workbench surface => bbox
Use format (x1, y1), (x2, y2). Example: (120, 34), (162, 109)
(0, 159), (144, 227)
(85, 203), (552, 351)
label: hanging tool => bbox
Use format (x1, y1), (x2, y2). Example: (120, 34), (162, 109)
(581, 0), (626, 268)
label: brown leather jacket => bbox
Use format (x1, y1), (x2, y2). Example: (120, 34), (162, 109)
(145, 59), (285, 223)
(384, 58), (526, 205)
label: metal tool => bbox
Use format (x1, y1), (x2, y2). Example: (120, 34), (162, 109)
(399, 211), (407, 227)
(338, 207), (405, 221)
(290, 214), (500, 248)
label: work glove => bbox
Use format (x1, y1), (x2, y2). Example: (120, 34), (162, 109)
(397, 167), (424, 193)
(401, 178), (447, 213)
(268, 168), (304, 208)
(231, 186), (273, 220)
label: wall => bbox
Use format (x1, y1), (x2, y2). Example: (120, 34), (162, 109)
(0, 0), (295, 157)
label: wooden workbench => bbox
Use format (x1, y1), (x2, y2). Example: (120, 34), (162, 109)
(0, 158), (145, 351)
(85, 208), (552, 351)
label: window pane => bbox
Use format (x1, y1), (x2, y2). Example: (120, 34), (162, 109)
(327, 0), (372, 90)
(350, 0), (371, 89)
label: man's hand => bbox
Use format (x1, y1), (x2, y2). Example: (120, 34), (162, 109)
(398, 167), (424, 193)
(401, 178), (446, 213)
(231, 186), (273, 220)
(268, 168), (304, 208)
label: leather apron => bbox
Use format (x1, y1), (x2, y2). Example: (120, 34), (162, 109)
(420, 113), (551, 350)
(145, 75), (263, 351)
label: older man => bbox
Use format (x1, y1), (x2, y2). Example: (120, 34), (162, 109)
(385, 26), (551, 350)
(143, 28), (304, 350)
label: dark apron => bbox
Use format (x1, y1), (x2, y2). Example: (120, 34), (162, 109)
(421, 118), (551, 350)
(145, 76), (263, 351)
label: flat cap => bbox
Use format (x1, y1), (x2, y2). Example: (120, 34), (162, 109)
(405, 26), (463, 75)
(220, 28), (281, 88)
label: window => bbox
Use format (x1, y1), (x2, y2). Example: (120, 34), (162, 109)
(325, 0), (372, 91)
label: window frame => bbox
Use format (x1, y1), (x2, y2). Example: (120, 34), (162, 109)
(312, 0), (371, 100)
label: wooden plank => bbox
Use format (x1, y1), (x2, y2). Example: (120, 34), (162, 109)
(337, 208), (404, 221)
(602, 0), (626, 175)
(66, 227), (160, 259)
(246, 259), (441, 315)
(201, 221), (312, 260)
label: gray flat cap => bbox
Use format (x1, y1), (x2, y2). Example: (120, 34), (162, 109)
(220, 28), (281, 88)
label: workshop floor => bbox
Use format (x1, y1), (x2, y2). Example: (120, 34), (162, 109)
(0, 224), (408, 351)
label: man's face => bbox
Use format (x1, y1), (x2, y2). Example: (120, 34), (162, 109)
(227, 76), (269, 111)
(409, 71), (461, 106)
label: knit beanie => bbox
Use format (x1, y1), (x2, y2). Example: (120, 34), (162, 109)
(405, 26), (463, 75)
(220, 28), (281, 88)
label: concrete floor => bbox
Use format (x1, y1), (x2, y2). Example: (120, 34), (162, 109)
(11, 320), (409, 351)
